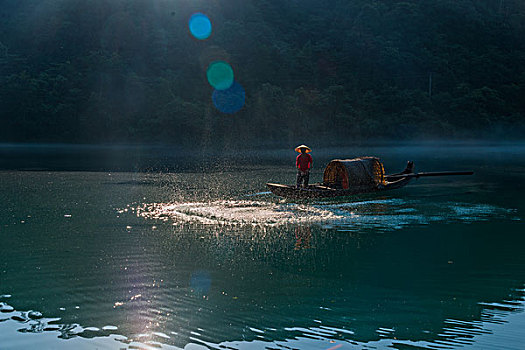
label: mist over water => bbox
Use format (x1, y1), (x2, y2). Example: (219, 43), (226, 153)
(1, 144), (524, 349)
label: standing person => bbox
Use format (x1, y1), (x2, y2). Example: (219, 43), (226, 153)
(295, 145), (313, 188)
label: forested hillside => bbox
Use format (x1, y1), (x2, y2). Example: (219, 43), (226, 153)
(1, 0), (524, 146)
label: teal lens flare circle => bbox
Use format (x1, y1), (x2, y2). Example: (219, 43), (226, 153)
(189, 13), (212, 40)
(206, 61), (234, 90)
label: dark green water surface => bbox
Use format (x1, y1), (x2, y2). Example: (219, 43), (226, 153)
(1, 144), (524, 349)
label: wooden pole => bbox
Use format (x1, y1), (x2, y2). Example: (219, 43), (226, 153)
(386, 171), (474, 180)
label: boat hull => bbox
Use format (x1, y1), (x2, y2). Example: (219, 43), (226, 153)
(266, 177), (411, 199)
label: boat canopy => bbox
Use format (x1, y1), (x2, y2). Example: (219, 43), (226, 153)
(323, 157), (385, 190)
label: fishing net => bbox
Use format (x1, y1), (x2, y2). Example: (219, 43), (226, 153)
(323, 157), (385, 189)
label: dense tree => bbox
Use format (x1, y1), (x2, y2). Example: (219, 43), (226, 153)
(0, 0), (524, 146)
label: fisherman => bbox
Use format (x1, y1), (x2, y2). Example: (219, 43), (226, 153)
(295, 145), (313, 188)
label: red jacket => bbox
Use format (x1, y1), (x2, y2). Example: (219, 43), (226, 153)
(296, 153), (313, 172)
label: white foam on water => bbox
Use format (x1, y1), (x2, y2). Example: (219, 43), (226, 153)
(128, 198), (515, 232)
(133, 200), (346, 227)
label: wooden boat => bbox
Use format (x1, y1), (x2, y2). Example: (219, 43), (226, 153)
(267, 157), (473, 199)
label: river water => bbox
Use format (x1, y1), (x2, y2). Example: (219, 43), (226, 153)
(0, 144), (524, 349)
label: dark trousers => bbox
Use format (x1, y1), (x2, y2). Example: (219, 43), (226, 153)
(296, 170), (310, 188)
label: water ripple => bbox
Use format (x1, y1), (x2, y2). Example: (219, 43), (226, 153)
(1, 294), (524, 350)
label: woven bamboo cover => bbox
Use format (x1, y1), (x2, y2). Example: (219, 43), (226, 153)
(323, 157), (385, 189)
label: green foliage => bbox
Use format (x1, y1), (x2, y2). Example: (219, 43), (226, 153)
(1, 0), (524, 146)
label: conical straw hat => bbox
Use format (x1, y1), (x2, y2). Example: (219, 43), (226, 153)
(295, 145), (312, 153)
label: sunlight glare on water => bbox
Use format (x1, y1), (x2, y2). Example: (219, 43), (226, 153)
(129, 198), (516, 231)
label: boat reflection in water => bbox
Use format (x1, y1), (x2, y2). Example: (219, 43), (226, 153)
(294, 225), (312, 250)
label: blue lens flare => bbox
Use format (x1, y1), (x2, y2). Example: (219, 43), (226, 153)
(212, 81), (245, 114)
(190, 270), (211, 296)
(188, 13), (212, 40)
